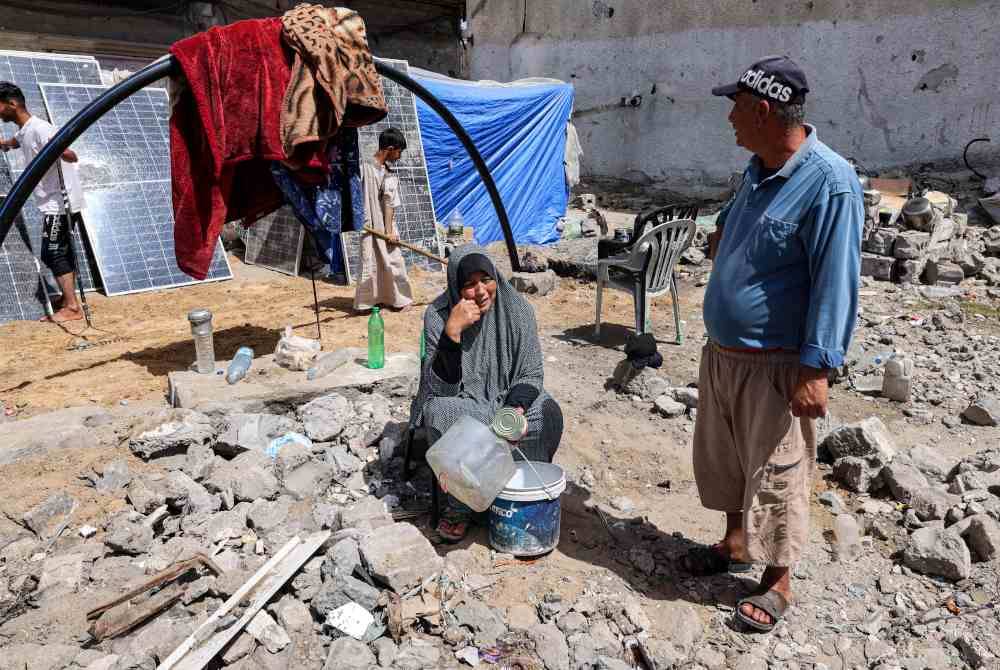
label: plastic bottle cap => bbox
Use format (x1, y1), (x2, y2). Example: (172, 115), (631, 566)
(187, 308), (212, 324)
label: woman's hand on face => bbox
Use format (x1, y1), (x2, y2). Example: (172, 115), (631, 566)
(445, 299), (481, 342)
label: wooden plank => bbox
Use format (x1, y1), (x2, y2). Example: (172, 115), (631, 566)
(158, 531), (330, 670)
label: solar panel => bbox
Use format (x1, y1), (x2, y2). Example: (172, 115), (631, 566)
(241, 206), (304, 277)
(39, 83), (232, 296)
(0, 51), (102, 322)
(341, 58), (443, 283)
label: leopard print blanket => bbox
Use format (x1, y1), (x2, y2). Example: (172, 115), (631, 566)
(280, 3), (387, 164)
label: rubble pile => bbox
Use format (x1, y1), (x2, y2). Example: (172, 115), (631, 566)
(0, 376), (688, 670)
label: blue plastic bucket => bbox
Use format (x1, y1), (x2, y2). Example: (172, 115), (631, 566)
(489, 462), (566, 557)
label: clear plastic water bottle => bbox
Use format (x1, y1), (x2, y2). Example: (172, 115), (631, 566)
(225, 346), (254, 385)
(368, 307), (384, 370)
(187, 308), (215, 374)
(833, 513), (862, 561)
(307, 349), (353, 381)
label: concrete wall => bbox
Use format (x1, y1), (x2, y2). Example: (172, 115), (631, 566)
(0, 1), (463, 75)
(467, 0), (1000, 197)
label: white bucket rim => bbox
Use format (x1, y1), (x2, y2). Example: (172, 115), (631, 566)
(497, 462), (566, 502)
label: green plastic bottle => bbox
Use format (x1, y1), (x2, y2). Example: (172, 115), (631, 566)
(419, 331), (426, 362)
(368, 307), (385, 369)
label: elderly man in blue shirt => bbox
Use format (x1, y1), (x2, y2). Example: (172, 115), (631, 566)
(682, 57), (863, 633)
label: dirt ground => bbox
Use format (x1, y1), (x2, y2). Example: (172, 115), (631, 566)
(0, 208), (983, 647)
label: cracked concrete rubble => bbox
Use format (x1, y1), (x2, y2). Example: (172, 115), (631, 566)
(7, 196), (1000, 669)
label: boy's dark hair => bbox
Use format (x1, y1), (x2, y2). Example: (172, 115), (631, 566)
(0, 82), (25, 107)
(378, 128), (407, 152)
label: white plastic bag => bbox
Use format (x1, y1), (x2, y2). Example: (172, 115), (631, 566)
(274, 326), (321, 371)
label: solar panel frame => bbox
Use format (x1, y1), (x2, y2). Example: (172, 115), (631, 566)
(39, 83), (232, 297)
(0, 51), (102, 322)
(241, 206), (304, 277)
(341, 58), (443, 284)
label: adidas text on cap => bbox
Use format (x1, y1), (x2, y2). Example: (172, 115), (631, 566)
(712, 56), (809, 104)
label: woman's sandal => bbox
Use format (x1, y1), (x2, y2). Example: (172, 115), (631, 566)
(678, 546), (752, 576)
(734, 590), (789, 633)
(436, 518), (470, 544)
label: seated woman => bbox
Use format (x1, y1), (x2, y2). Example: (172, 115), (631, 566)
(411, 245), (564, 542)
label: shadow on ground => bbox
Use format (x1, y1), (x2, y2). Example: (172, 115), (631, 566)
(122, 324), (282, 377)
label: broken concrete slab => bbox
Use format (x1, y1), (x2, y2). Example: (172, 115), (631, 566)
(166, 471), (222, 514)
(323, 636), (376, 670)
(104, 515), (154, 556)
(340, 498), (392, 531)
(528, 623), (570, 670)
(510, 270), (559, 296)
(358, 522), (443, 593)
(22, 492), (75, 539)
(247, 610), (291, 653)
(298, 394), (353, 442)
(0, 405), (112, 466)
(168, 352), (419, 413)
(129, 409), (216, 460)
(312, 573), (380, 618)
(216, 413), (301, 457)
(861, 253), (894, 281)
(453, 599), (507, 647)
(0, 643), (82, 670)
(206, 451), (279, 503)
(97, 459), (132, 493)
(35, 551), (90, 600)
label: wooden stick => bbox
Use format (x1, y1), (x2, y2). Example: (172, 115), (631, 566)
(362, 226), (447, 265)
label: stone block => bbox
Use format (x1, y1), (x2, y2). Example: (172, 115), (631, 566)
(820, 417), (895, 465)
(832, 457), (881, 493)
(528, 623), (570, 670)
(166, 471), (221, 513)
(298, 394), (353, 442)
(883, 462), (930, 504)
(923, 260), (965, 285)
(861, 253), (893, 281)
(966, 514), (1000, 562)
(340, 498), (392, 531)
(392, 638), (440, 670)
(358, 522), (443, 593)
(247, 610), (290, 654)
(511, 270), (559, 296)
(963, 396), (1000, 426)
(311, 573), (380, 618)
(322, 637), (375, 670)
(104, 515), (154, 556)
(909, 488), (958, 521)
(984, 226), (1000, 256)
(654, 395), (686, 418)
(894, 231), (930, 259)
(906, 446), (953, 481)
(97, 459), (132, 493)
(895, 257), (927, 284)
(863, 228), (898, 256)
(206, 451), (279, 503)
(903, 527), (971, 581)
(671, 387), (699, 408)
(453, 599), (507, 647)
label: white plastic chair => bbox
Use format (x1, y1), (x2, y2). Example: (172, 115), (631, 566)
(595, 217), (696, 343)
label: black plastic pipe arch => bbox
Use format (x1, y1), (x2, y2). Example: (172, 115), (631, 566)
(0, 55), (521, 271)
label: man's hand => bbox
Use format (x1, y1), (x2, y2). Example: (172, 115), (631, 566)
(444, 299), (481, 343)
(790, 366), (829, 419)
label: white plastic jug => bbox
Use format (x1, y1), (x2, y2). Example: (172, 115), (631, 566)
(426, 415), (517, 512)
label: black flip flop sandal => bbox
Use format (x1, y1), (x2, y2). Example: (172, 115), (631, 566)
(735, 590), (789, 633)
(679, 546), (752, 576)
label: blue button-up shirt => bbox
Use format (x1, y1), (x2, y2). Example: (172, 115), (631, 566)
(703, 126), (863, 369)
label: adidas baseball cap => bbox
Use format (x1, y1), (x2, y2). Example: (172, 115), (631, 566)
(712, 56), (809, 104)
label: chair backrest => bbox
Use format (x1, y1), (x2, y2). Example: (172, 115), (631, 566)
(632, 203), (700, 240)
(631, 218), (697, 294)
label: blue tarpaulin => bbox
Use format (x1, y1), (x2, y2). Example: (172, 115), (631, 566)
(412, 69), (575, 247)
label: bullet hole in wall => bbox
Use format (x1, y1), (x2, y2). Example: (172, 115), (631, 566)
(607, 7), (614, 17)
(650, 84), (657, 95)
